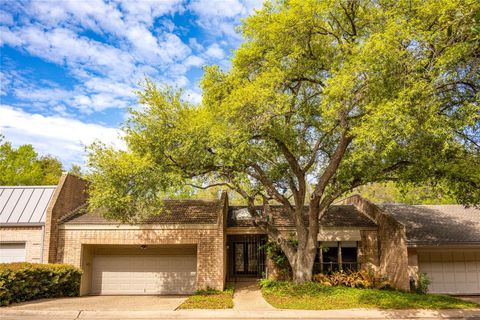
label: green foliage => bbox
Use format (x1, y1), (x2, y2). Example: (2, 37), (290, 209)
(260, 281), (478, 310)
(313, 270), (391, 289)
(86, 0), (480, 221)
(0, 263), (82, 306)
(354, 182), (458, 205)
(261, 238), (298, 279)
(68, 164), (83, 178)
(179, 285), (234, 309)
(411, 272), (431, 295)
(0, 135), (63, 186)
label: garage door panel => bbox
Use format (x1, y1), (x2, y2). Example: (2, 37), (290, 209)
(92, 254), (197, 295)
(418, 250), (480, 294)
(0, 243), (26, 263)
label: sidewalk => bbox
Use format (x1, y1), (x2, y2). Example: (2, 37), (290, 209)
(232, 281), (275, 311)
(1, 308), (480, 319)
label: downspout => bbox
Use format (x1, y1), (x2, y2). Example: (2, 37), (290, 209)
(40, 225), (45, 263)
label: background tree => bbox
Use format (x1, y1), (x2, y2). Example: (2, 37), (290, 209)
(87, 0), (479, 283)
(0, 135), (64, 185)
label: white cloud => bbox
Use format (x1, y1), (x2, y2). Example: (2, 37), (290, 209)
(0, 104), (124, 167)
(0, 10), (13, 25)
(204, 43), (225, 59)
(189, 0), (246, 19)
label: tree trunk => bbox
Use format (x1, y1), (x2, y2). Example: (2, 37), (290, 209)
(291, 235), (317, 284)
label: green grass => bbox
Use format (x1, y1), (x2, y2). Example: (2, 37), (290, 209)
(261, 281), (479, 310)
(178, 286), (234, 309)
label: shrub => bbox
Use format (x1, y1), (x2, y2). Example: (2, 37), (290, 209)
(0, 262), (82, 306)
(313, 270), (391, 289)
(412, 272), (431, 295)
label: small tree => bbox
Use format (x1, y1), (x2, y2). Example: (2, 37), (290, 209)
(0, 135), (63, 185)
(87, 0), (479, 283)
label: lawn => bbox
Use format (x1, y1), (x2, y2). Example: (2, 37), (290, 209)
(261, 281), (479, 310)
(178, 286), (234, 309)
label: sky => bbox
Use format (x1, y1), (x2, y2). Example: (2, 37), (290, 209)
(0, 0), (263, 169)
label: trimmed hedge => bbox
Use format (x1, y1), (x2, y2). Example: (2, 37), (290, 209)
(0, 262), (82, 306)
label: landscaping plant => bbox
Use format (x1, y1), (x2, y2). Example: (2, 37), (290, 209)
(313, 270), (391, 289)
(0, 262), (82, 306)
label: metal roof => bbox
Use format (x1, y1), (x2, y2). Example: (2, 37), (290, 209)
(0, 186), (56, 225)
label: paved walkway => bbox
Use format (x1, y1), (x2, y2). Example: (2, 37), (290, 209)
(232, 281), (275, 311)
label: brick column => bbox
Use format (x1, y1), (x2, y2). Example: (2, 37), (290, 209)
(43, 174), (87, 263)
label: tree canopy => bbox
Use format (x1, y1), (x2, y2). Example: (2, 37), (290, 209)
(0, 135), (64, 185)
(87, 0), (479, 282)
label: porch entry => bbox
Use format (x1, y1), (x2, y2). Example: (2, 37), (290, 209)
(227, 234), (267, 280)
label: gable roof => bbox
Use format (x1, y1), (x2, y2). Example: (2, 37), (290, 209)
(380, 204), (480, 246)
(0, 186), (56, 225)
(62, 199), (223, 225)
(228, 204), (376, 228)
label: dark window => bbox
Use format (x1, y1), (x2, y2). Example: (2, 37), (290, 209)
(314, 241), (358, 274)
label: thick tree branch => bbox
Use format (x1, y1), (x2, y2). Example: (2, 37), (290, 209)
(249, 164), (295, 212)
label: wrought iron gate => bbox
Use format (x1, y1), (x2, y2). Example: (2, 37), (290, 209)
(227, 234), (267, 280)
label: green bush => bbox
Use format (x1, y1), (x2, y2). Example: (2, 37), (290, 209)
(412, 272), (431, 294)
(313, 270), (392, 289)
(0, 262), (82, 306)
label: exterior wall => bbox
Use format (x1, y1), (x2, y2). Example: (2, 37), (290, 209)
(43, 174), (88, 263)
(358, 230), (380, 271)
(342, 195), (409, 291)
(407, 248), (419, 281)
(0, 226), (44, 263)
(56, 226), (225, 294)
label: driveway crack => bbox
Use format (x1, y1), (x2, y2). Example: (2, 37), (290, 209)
(74, 310), (83, 320)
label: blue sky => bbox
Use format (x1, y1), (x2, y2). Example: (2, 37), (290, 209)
(0, 0), (262, 169)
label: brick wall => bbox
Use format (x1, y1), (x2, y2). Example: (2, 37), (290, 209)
(56, 226), (225, 294)
(43, 174), (88, 263)
(0, 227), (44, 263)
(342, 195), (409, 290)
(358, 230), (380, 271)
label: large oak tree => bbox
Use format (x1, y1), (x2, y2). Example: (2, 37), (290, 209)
(87, 0), (479, 283)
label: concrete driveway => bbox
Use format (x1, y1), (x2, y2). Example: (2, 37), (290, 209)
(4, 295), (186, 311)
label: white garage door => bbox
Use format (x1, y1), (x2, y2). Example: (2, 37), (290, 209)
(418, 251), (480, 294)
(0, 243), (26, 263)
(91, 254), (197, 295)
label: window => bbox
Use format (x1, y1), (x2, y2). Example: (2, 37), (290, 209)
(313, 241), (358, 274)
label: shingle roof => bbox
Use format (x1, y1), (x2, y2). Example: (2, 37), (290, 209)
(62, 199), (222, 225)
(380, 204), (480, 245)
(228, 205), (376, 228)
(0, 186), (56, 225)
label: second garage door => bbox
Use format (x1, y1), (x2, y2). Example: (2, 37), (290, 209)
(91, 254), (197, 295)
(418, 250), (480, 294)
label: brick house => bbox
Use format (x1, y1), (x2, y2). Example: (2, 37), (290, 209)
(1, 173), (479, 295)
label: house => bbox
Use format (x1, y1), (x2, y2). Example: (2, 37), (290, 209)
(1, 173), (479, 295)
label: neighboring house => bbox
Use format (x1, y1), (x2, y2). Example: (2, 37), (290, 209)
(0, 186), (56, 263)
(0, 174), (479, 295)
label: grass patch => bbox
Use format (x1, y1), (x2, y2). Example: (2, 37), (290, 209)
(178, 285), (234, 309)
(260, 281), (479, 310)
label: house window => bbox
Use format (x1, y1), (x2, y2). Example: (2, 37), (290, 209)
(314, 241), (358, 274)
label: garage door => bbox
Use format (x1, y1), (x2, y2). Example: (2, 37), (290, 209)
(418, 251), (480, 294)
(91, 254), (197, 295)
(0, 243), (26, 263)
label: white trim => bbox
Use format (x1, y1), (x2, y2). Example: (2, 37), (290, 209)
(318, 229), (362, 241)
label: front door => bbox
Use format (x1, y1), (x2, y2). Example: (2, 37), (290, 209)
(228, 235), (267, 279)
